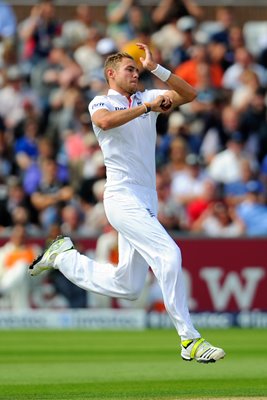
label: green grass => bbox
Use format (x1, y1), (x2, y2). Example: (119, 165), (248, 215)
(0, 328), (266, 399)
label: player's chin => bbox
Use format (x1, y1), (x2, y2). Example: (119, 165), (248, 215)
(129, 82), (138, 92)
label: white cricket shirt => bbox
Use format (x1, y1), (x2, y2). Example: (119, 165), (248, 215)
(89, 88), (166, 189)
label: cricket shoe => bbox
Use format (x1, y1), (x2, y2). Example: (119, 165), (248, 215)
(29, 235), (74, 276)
(181, 338), (225, 363)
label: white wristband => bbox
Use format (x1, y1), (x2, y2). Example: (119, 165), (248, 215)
(151, 64), (171, 82)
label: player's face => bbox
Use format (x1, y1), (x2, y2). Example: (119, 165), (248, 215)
(113, 58), (139, 95)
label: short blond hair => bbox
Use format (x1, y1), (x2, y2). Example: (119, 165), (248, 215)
(104, 52), (134, 82)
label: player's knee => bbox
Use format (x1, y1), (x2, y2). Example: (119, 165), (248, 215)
(166, 244), (181, 266)
(163, 245), (182, 277)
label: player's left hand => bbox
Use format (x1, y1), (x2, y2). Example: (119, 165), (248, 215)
(136, 42), (157, 71)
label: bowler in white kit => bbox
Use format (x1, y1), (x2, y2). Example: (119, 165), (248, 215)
(29, 43), (225, 363)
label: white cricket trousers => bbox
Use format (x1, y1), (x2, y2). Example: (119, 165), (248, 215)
(55, 184), (200, 340)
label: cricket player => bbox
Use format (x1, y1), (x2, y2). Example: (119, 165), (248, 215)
(29, 43), (225, 363)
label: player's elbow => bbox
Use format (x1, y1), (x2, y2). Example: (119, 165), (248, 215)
(96, 118), (110, 131)
(187, 87), (197, 102)
(92, 110), (113, 131)
(96, 115), (115, 131)
(178, 90), (197, 106)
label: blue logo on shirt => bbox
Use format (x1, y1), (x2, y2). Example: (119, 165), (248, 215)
(92, 102), (105, 109)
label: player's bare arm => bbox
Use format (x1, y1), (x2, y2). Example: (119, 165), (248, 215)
(137, 42), (197, 108)
(92, 95), (171, 131)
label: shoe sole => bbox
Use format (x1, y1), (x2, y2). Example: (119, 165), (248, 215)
(182, 351), (226, 363)
(182, 356), (225, 363)
(29, 253), (52, 276)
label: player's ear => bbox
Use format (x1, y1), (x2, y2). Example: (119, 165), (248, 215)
(106, 67), (115, 81)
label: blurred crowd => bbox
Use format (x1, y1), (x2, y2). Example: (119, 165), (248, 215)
(1, 0), (267, 310)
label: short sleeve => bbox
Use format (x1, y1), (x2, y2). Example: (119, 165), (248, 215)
(89, 96), (111, 117)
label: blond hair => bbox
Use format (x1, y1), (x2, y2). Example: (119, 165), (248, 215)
(104, 52), (134, 82)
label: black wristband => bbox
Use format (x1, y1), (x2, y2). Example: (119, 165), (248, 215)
(144, 103), (151, 113)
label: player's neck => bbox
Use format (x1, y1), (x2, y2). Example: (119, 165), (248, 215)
(109, 84), (133, 99)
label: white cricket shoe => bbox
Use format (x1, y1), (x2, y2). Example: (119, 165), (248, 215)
(29, 235), (74, 276)
(181, 338), (225, 363)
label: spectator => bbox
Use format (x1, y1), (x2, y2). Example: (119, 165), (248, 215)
(29, 157), (74, 231)
(174, 43), (224, 89)
(236, 180), (267, 236)
(0, 129), (14, 186)
(209, 6), (236, 46)
(0, 224), (40, 309)
(73, 27), (104, 87)
(60, 204), (82, 235)
(23, 136), (69, 195)
(106, 0), (135, 46)
(208, 131), (256, 185)
(18, 0), (62, 71)
(239, 87), (267, 162)
(170, 16), (197, 69)
(0, 65), (38, 132)
(156, 111), (188, 166)
(46, 80), (84, 147)
(200, 104), (242, 165)
(126, 3), (151, 39)
(152, 0), (203, 29)
(231, 69), (261, 113)
(0, 1), (17, 39)
(184, 60), (223, 121)
(14, 117), (40, 171)
(259, 154), (267, 201)
(81, 178), (109, 237)
(170, 153), (209, 208)
(61, 4), (104, 51)
(79, 148), (106, 203)
(224, 157), (260, 206)
(0, 176), (36, 232)
(202, 23), (245, 74)
(191, 200), (245, 237)
(63, 113), (99, 189)
(186, 178), (219, 227)
(35, 36), (83, 138)
(165, 136), (189, 177)
(156, 168), (187, 231)
(151, 16), (185, 66)
(223, 24), (245, 70)
(222, 46), (267, 91)
(0, 1), (17, 65)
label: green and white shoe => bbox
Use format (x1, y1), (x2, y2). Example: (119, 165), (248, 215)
(181, 338), (225, 363)
(29, 235), (74, 276)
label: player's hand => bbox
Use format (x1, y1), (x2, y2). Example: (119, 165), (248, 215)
(160, 96), (172, 111)
(151, 95), (173, 113)
(136, 42), (157, 71)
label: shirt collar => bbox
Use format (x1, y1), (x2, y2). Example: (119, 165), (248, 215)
(107, 89), (139, 102)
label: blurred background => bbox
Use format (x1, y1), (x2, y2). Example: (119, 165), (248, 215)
(0, 0), (266, 329)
